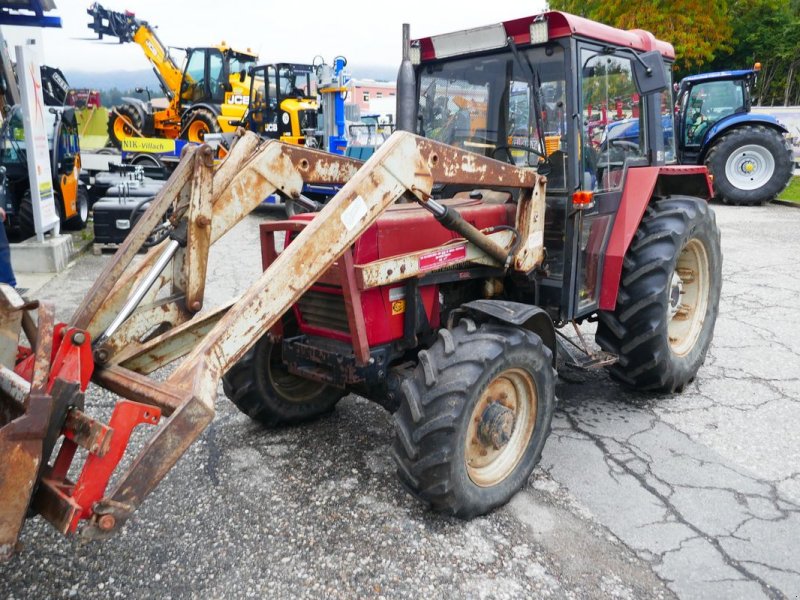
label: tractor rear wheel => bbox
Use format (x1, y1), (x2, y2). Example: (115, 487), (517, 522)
(222, 325), (344, 427)
(182, 108), (221, 143)
(392, 321), (556, 518)
(705, 125), (792, 205)
(107, 104), (142, 150)
(596, 196), (722, 393)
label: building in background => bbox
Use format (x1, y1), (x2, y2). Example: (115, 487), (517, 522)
(349, 79), (396, 113)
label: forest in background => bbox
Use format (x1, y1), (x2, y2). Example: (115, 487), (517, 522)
(548, 0), (800, 106)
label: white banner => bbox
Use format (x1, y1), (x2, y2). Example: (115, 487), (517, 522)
(16, 42), (59, 241)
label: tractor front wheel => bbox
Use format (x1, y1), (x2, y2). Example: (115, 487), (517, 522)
(392, 321), (556, 519)
(181, 108), (221, 143)
(107, 104), (142, 150)
(705, 125), (792, 205)
(222, 328), (344, 427)
(596, 196), (722, 392)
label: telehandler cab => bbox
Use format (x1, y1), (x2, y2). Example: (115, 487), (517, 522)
(0, 11), (721, 559)
(87, 3), (258, 147)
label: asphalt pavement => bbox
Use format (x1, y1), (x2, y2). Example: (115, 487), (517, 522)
(1, 202), (799, 599)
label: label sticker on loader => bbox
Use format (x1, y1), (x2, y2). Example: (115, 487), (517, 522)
(418, 244), (467, 271)
(341, 196), (368, 231)
(121, 138), (176, 153)
(391, 299), (406, 315)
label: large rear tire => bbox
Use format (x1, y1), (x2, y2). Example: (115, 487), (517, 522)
(107, 104), (142, 150)
(705, 125), (792, 205)
(596, 196), (722, 393)
(392, 321), (556, 519)
(222, 326), (344, 427)
(181, 108), (221, 143)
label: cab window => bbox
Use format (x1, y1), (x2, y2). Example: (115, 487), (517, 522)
(580, 52), (644, 191)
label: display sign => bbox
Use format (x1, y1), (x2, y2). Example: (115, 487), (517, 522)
(16, 42), (59, 241)
(121, 137), (176, 154)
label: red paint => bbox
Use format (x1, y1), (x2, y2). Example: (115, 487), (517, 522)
(599, 166), (713, 310)
(285, 198), (514, 347)
(14, 324), (93, 393)
(416, 11), (675, 62)
(47, 400), (161, 532)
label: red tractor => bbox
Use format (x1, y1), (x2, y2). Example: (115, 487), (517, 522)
(222, 14), (722, 516)
(0, 11), (721, 556)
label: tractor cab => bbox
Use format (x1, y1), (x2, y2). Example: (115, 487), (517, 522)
(243, 63), (320, 146)
(179, 45), (257, 108)
(675, 69), (754, 163)
(407, 13), (677, 321)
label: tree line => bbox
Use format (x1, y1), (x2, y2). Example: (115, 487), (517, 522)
(548, 0), (800, 106)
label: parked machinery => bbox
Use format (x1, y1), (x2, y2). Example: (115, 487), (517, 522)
(239, 62), (320, 147)
(674, 67), (793, 205)
(0, 11), (721, 558)
(605, 66), (793, 205)
(87, 3), (258, 148)
(1, 105), (89, 238)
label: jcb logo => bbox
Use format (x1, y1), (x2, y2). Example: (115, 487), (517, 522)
(265, 123), (278, 132)
(227, 94), (248, 105)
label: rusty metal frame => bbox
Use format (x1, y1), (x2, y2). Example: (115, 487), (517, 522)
(1, 130), (545, 549)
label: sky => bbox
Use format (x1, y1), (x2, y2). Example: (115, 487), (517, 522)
(2, 0), (548, 75)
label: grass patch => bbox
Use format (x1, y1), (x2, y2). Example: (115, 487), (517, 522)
(778, 176), (800, 203)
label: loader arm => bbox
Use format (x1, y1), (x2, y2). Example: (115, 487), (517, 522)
(0, 130), (540, 555)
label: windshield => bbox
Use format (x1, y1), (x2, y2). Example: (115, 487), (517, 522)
(278, 66), (312, 97)
(418, 45), (566, 186)
(229, 53), (257, 74)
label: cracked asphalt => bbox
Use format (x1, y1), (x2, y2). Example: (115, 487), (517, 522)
(2, 202), (799, 599)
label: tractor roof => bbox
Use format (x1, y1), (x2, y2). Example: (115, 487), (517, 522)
(414, 11), (675, 62)
(680, 70), (756, 86)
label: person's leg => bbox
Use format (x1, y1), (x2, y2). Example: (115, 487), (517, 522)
(0, 222), (17, 287)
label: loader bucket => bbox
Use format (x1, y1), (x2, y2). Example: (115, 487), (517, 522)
(0, 285), (53, 559)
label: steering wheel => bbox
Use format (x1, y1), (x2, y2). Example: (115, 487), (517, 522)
(491, 144), (547, 165)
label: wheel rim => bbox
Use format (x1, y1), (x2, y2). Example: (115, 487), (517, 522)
(113, 115), (135, 140)
(187, 120), (209, 143)
(79, 192), (88, 222)
(724, 144), (775, 191)
(465, 368), (538, 487)
(265, 340), (327, 403)
(667, 238), (710, 357)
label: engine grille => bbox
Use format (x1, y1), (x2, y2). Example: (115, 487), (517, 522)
(296, 288), (349, 333)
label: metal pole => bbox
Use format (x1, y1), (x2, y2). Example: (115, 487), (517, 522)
(93, 240), (181, 348)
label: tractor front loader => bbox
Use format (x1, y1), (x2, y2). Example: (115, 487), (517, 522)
(0, 128), (545, 558)
(1, 11), (723, 560)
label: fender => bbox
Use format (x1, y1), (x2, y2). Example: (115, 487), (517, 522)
(598, 165), (713, 311)
(701, 113), (788, 160)
(118, 97), (150, 124)
(460, 299), (556, 366)
(181, 103), (221, 119)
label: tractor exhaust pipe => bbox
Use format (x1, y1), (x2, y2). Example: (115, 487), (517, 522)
(396, 23), (417, 133)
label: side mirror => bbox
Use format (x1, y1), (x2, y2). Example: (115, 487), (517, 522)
(632, 51), (668, 95)
(239, 69), (246, 83)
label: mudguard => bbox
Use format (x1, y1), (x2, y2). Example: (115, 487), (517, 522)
(461, 299), (556, 366)
(118, 97), (151, 124)
(598, 165), (713, 311)
(701, 113), (788, 158)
